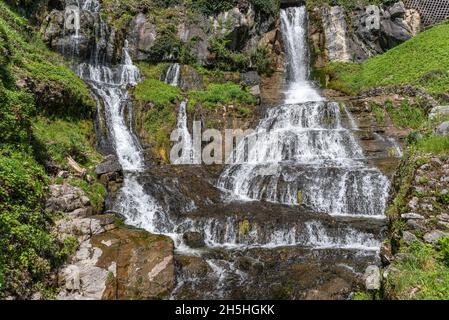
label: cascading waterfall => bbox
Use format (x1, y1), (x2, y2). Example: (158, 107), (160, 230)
(172, 101), (197, 165)
(218, 7), (390, 220)
(69, 0), (168, 236)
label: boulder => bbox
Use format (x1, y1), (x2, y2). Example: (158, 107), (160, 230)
(241, 71), (261, 86)
(363, 265), (381, 290)
(434, 121), (449, 137)
(128, 13), (157, 60)
(388, 1), (406, 18)
(95, 155), (122, 176)
(423, 230), (449, 245)
(46, 184), (90, 213)
(321, 6), (352, 62)
(402, 231), (418, 245)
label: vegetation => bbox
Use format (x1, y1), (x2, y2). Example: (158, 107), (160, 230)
(188, 83), (256, 110)
(0, 2), (99, 298)
(326, 22), (449, 98)
(385, 240), (449, 300)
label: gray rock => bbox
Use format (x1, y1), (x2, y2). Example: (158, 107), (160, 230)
(364, 265), (381, 290)
(46, 184), (90, 213)
(183, 231), (205, 248)
(434, 121), (449, 137)
(388, 1), (406, 18)
(401, 212), (424, 220)
(406, 219), (426, 232)
(241, 71), (261, 86)
(321, 6), (352, 62)
(402, 231), (418, 245)
(128, 13), (157, 60)
(429, 106), (449, 119)
(424, 230), (449, 244)
(95, 155), (122, 176)
(249, 85), (261, 97)
(179, 65), (204, 91)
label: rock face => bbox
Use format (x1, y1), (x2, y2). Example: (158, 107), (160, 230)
(128, 13), (157, 61)
(48, 183), (175, 300)
(319, 2), (422, 62)
(321, 6), (352, 62)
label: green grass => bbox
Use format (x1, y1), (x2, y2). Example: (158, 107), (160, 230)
(386, 240), (449, 300)
(32, 117), (101, 167)
(327, 22), (449, 97)
(188, 83), (256, 110)
(134, 78), (181, 107)
(68, 178), (107, 214)
(385, 100), (425, 129)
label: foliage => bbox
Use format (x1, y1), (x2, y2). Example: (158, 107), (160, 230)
(188, 83), (256, 109)
(384, 100), (425, 129)
(209, 35), (250, 72)
(0, 1), (94, 117)
(190, 0), (236, 16)
(250, 45), (275, 77)
(326, 22), (449, 98)
(0, 150), (75, 298)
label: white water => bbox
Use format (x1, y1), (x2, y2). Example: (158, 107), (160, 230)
(280, 7), (323, 104)
(162, 63), (181, 86)
(217, 7), (390, 219)
(172, 101), (197, 165)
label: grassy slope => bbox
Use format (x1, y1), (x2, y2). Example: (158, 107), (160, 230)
(0, 2), (102, 298)
(328, 22), (449, 97)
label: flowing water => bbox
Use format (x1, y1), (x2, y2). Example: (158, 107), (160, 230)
(66, 1), (390, 299)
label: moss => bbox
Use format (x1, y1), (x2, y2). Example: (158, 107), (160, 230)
(238, 219), (251, 238)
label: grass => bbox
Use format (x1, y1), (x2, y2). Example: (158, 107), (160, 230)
(188, 83), (256, 110)
(327, 22), (449, 97)
(386, 240), (449, 300)
(134, 78), (181, 107)
(32, 117), (101, 167)
(385, 100), (425, 129)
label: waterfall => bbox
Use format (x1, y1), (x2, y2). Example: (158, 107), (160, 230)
(280, 7), (323, 104)
(217, 7), (390, 218)
(162, 63), (181, 87)
(71, 0), (166, 235)
(172, 101), (197, 165)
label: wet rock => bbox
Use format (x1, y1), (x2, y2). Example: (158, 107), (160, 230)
(98, 228), (175, 300)
(434, 121), (449, 137)
(423, 230), (449, 245)
(401, 212), (424, 220)
(95, 155), (122, 176)
(175, 256), (211, 278)
(241, 71), (261, 86)
(183, 231), (206, 248)
(363, 265), (381, 290)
